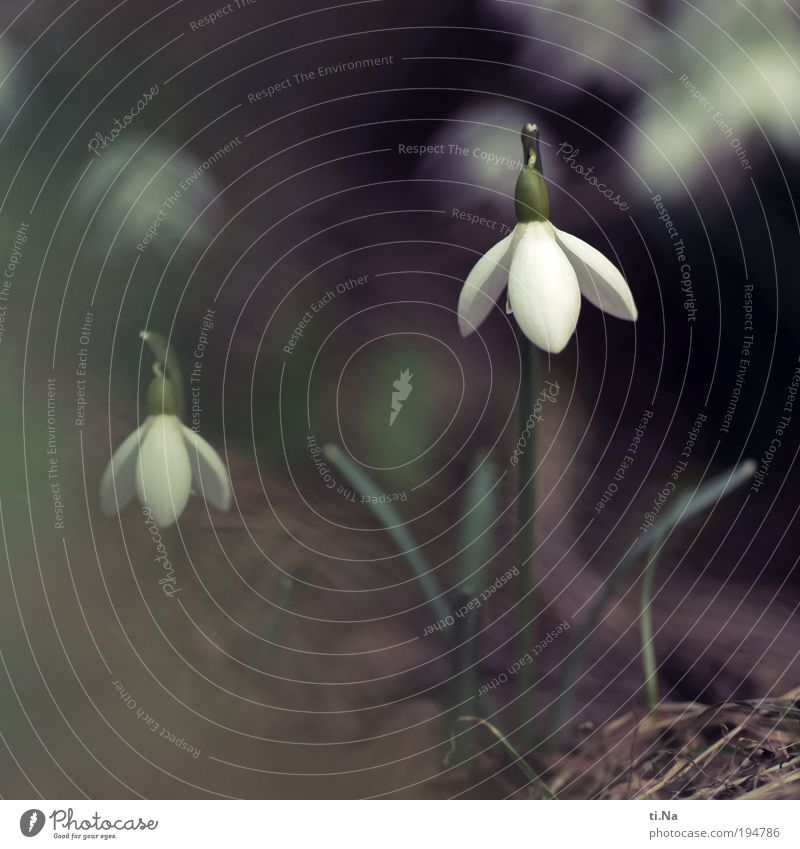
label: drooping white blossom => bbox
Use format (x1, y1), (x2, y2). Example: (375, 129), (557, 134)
(101, 361), (231, 527)
(458, 124), (637, 352)
(100, 413), (232, 527)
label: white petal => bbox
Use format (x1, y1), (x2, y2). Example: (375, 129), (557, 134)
(135, 415), (191, 528)
(457, 231), (515, 336)
(555, 227), (637, 321)
(180, 425), (232, 512)
(99, 420), (149, 516)
(508, 222), (581, 353)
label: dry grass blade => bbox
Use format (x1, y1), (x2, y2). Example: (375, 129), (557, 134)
(455, 715), (556, 798)
(542, 688), (800, 799)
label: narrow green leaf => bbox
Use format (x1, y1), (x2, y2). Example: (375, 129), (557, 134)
(459, 458), (499, 595)
(639, 502), (685, 711)
(550, 460), (756, 740)
(256, 575), (295, 666)
(322, 444), (451, 624)
(452, 457), (499, 765)
(454, 712), (555, 798)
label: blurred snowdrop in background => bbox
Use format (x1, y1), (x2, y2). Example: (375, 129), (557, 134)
(0, 39), (29, 124)
(628, 0), (800, 197)
(77, 136), (222, 260)
(474, 0), (800, 198)
(482, 0), (662, 97)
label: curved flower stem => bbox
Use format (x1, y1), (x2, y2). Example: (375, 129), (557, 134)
(255, 574), (296, 666)
(638, 508), (682, 712)
(639, 537), (663, 711)
(549, 460), (756, 743)
(451, 458), (499, 766)
(518, 339), (539, 750)
(454, 714), (555, 798)
(322, 444), (451, 625)
(639, 547), (660, 712)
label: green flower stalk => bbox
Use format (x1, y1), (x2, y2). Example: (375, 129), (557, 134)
(456, 123), (638, 750)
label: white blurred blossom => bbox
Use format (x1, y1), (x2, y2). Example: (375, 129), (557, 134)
(78, 137), (220, 257)
(479, 0), (800, 196)
(100, 413), (232, 528)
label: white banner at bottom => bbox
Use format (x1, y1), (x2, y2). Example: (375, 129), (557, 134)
(1, 799), (798, 847)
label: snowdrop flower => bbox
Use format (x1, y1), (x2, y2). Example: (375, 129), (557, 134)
(100, 371), (231, 527)
(458, 124), (637, 353)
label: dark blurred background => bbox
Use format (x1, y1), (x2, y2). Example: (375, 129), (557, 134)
(0, 0), (798, 798)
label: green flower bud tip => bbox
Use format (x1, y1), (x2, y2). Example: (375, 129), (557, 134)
(146, 373), (179, 416)
(515, 122), (550, 225)
(521, 123), (542, 171)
